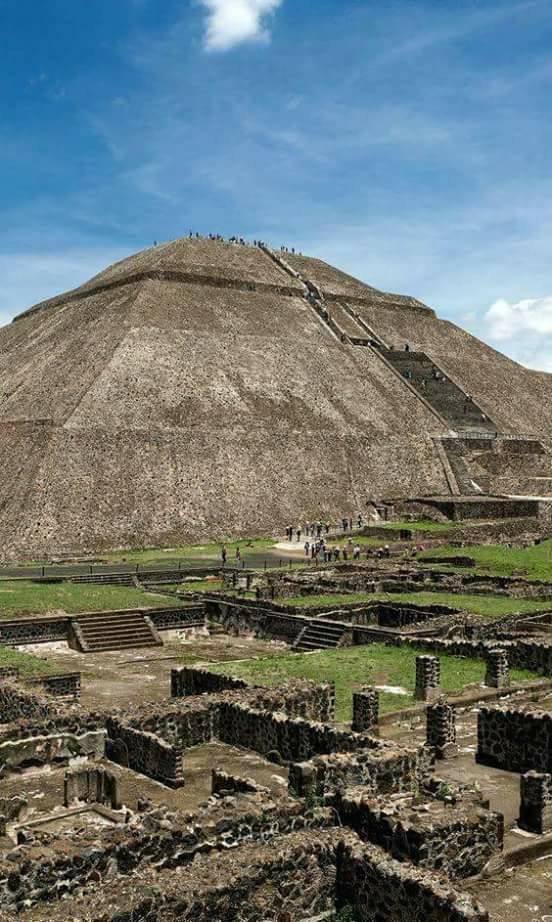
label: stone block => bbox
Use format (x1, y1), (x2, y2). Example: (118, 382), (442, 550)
(352, 687), (379, 733)
(485, 649), (510, 689)
(519, 771), (552, 834)
(414, 655), (441, 702)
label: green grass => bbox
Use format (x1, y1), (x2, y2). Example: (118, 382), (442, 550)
(18, 537), (278, 568)
(171, 579), (224, 593)
(420, 541), (552, 581)
(0, 645), (58, 677)
(369, 519), (456, 534)
(280, 590), (552, 619)
(209, 644), (539, 721)
(0, 581), (184, 618)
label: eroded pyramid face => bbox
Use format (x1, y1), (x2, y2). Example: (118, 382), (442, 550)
(1, 235), (551, 559)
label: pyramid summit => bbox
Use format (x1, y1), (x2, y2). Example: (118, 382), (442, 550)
(1, 234), (552, 559)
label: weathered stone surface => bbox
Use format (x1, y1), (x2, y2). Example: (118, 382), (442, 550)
(4, 236), (552, 559)
(518, 771), (552, 834)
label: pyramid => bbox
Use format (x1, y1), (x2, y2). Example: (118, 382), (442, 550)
(1, 235), (552, 559)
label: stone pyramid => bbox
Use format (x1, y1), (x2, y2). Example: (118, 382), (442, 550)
(1, 236), (551, 558)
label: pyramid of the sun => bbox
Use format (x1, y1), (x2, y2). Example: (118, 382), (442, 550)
(1, 235), (552, 558)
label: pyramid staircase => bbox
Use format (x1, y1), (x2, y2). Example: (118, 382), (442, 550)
(70, 610), (163, 653)
(293, 619), (346, 652)
(382, 351), (497, 433)
(262, 246), (497, 434)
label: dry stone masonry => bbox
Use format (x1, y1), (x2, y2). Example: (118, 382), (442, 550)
(426, 701), (458, 759)
(415, 655), (442, 702)
(484, 648), (510, 688)
(352, 687), (380, 733)
(518, 771), (552, 834)
(477, 704), (552, 773)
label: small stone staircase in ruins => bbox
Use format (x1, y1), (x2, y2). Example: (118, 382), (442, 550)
(293, 619), (346, 652)
(70, 610), (163, 653)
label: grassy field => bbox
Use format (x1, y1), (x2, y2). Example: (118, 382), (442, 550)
(209, 644), (538, 721)
(16, 537), (278, 568)
(166, 579), (224, 593)
(420, 541), (552, 581)
(0, 645), (58, 677)
(368, 519), (456, 535)
(280, 590), (552, 619)
(0, 581), (183, 618)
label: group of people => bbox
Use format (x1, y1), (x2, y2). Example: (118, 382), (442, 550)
(183, 231), (302, 254)
(304, 538), (392, 563)
(285, 515), (364, 543)
(304, 538), (362, 562)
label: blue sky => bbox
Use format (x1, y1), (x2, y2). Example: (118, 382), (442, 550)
(2, 0), (552, 370)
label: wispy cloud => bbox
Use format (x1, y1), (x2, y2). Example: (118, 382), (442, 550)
(0, 248), (131, 325)
(485, 295), (552, 340)
(199, 0), (283, 51)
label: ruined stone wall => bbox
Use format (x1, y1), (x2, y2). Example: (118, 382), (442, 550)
(149, 605), (206, 631)
(34, 672), (81, 699)
(208, 598), (305, 643)
(211, 769), (269, 796)
(171, 665), (249, 697)
(105, 718), (184, 787)
(338, 791), (503, 880)
(216, 701), (372, 763)
(0, 797), (333, 915)
(0, 682), (54, 722)
(126, 681), (336, 755)
(0, 617), (68, 646)
(289, 745), (430, 799)
(477, 704), (552, 773)
(32, 829), (490, 922)
(337, 838), (489, 921)
(246, 681), (336, 724)
(353, 632), (552, 679)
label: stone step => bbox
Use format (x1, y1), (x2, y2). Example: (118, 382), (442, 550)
(384, 350), (497, 433)
(72, 611), (162, 652)
(296, 639), (340, 650)
(77, 613), (153, 626)
(304, 629), (343, 640)
(84, 639), (160, 652)
(78, 621), (155, 635)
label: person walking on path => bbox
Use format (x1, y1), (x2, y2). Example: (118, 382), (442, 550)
(221, 545), (227, 566)
(304, 541), (310, 558)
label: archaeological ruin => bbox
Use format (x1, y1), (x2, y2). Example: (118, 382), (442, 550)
(0, 235), (552, 920)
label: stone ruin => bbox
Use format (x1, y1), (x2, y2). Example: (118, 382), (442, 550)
(2, 234), (552, 560)
(0, 659), (503, 921)
(3, 562), (552, 919)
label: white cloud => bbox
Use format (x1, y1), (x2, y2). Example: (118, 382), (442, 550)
(484, 295), (552, 340)
(477, 296), (552, 373)
(199, 0), (283, 51)
(0, 248), (131, 327)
